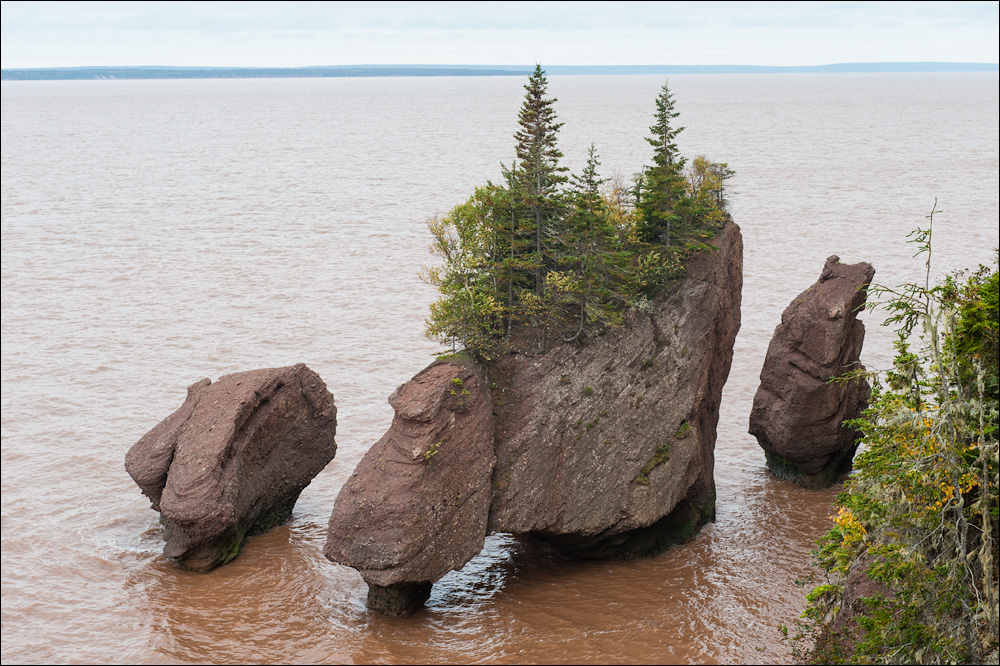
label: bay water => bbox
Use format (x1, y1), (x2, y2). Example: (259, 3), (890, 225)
(2, 72), (997, 664)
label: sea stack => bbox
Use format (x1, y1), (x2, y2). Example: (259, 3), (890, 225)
(749, 256), (874, 488)
(126, 364), (338, 571)
(487, 219), (743, 557)
(326, 220), (743, 614)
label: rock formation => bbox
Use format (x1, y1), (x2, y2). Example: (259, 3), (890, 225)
(324, 358), (495, 616)
(749, 256), (874, 488)
(325, 220), (743, 614)
(487, 220), (742, 558)
(126, 364), (337, 571)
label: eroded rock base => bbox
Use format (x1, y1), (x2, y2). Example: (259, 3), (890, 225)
(764, 448), (858, 489)
(541, 484), (717, 560)
(366, 582), (433, 617)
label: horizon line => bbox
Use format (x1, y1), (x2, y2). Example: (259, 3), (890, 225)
(3, 61), (998, 81)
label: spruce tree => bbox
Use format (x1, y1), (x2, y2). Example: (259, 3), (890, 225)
(637, 80), (688, 247)
(560, 144), (629, 340)
(510, 64), (568, 294)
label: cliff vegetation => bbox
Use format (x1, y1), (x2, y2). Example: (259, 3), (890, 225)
(423, 65), (734, 360)
(788, 204), (999, 664)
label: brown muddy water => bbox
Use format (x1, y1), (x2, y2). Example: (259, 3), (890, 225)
(2, 73), (998, 664)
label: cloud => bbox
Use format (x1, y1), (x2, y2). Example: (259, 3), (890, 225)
(2, 0), (997, 68)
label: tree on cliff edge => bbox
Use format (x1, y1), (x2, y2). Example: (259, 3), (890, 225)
(637, 80), (688, 247)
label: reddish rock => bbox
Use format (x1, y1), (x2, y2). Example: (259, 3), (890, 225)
(324, 358), (494, 616)
(125, 364), (337, 571)
(749, 256), (874, 487)
(487, 220), (743, 557)
(325, 221), (742, 615)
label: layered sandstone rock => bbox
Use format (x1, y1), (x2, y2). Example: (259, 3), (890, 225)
(749, 256), (874, 487)
(326, 221), (742, 615)
(324, 359), (494, 616)
(126, 364), (337, 571)
(488, 220), (743, 557)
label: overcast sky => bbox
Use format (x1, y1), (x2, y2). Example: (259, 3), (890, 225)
(2, 1), (997, 69)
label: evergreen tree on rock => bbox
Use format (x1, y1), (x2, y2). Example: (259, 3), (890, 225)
(637, 80), (688, 247)
(510, 64), (568, 294)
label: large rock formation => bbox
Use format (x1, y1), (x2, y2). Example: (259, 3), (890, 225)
(749, 256), (874, 488)
(325, 220), (743, 614)
(126, 364), (337, 571)
(324, 358), (495, 616)
(488, 220), (742, 557)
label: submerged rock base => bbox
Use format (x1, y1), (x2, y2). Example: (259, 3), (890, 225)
(764, 448), (858, 490)
(541, 482), (717, 560)
(366, 582), (434, 618)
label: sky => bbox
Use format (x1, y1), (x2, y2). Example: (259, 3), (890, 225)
(1, 1), (998, 69)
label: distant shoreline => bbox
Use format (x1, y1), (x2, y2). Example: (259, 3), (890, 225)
(2, 62), (997, 81)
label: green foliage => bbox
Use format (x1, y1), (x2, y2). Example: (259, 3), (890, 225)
(634, 442), (672, 485)
(424, 69), (733, 360)
(791, 204), (999, 665)
(424, 441), (441, 464)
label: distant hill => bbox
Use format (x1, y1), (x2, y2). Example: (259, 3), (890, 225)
(0, 66), (533, 81)
(2, 62), (997, 81)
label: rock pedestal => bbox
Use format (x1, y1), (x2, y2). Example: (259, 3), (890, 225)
(126, 364), (337, 571)
(749, 256), (874, 488)
(324, 358), (495, 617)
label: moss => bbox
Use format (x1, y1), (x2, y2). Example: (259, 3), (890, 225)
(583, 386), (594, 397)
(763, 449), (802, 481)
(674, 421), (691, 439)
(435, 350), (475, 364)
(210, 529), (247, 568)
(634, 442), (672, 485)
